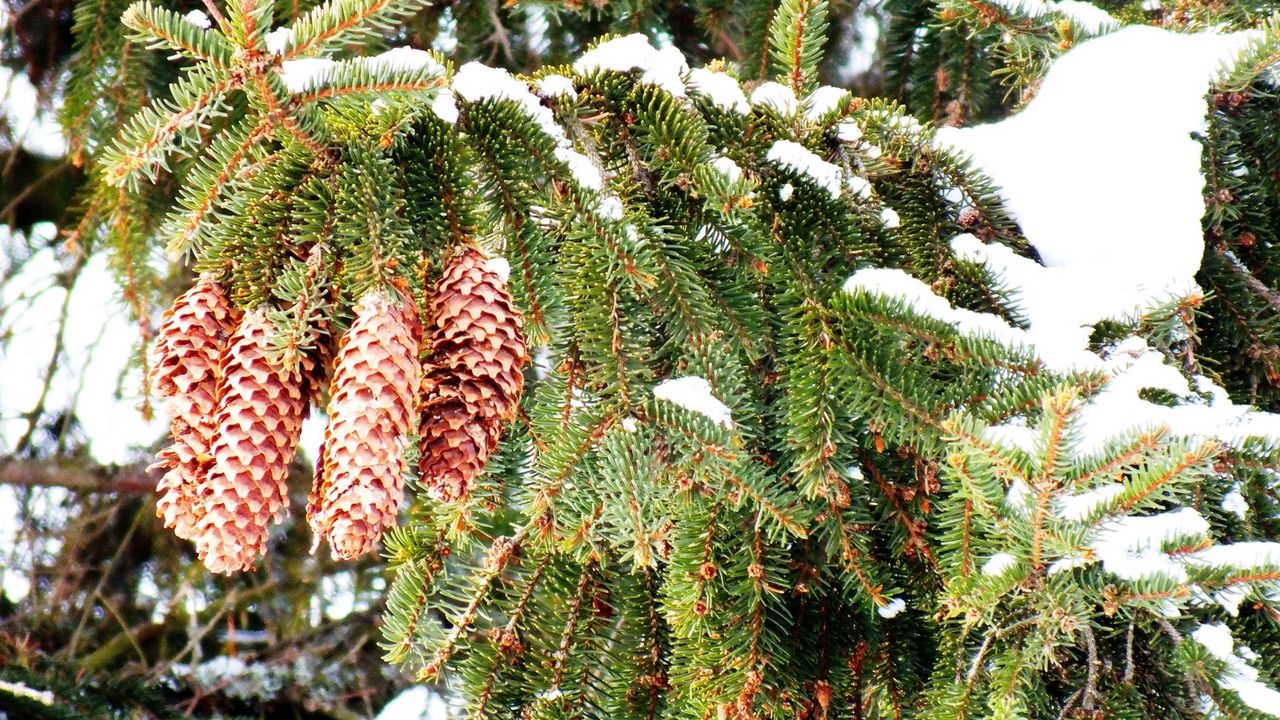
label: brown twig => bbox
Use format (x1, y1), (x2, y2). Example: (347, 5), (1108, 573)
(0, 459), (156, 495)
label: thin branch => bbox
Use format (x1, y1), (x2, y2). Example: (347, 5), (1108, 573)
(0, 459), (156, 495)
(1218, 247), (1280, 312)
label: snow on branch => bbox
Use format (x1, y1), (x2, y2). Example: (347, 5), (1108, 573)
(653, 376), (734, 429)
(938, 27), (1256, 329)
(767, 140), (842, 198)
(573, 33), (688, 98)
(992, 0), (1119, 35)
(1089, 507), (1209, 584)
(688, 68), (748, 113)
(0, 679), (55, 705)
(1192, 623), (1280, 718)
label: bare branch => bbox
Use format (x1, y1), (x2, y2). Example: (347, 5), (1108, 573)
(0, 458), (155, 495)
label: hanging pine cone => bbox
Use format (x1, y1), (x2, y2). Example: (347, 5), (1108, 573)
(193, 310), (309, 574)
(419, 248), (527, 504)
(308, 292), (421, 560)
(149, 277), (237, 540)
(301, 326), (334, 406)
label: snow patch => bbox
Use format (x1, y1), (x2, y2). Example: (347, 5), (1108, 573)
(1191, 623), (1280, 718)
(279, 58), (336, 93)
(182, 9), (211, 28)
(938, 27), (1256, 329)
(982, 552), (1018, 576)
(843, 267), (1033, 351)
(431, 90), (458, 124)
(653, 376), (734, 429)
(711, 156), (743, 183)
(1048, 555), (1092, 575)
(536, 74), (577, 100)
(992, 0), (1119, 34)
(486, 257), (511, 284)
(878, 597), (906, 618)
(1005, 479), (1033, 516)
(574, 34), (688, 97)
(846, 174), (872, 199)
(1183, 542), (1280, 571)
(555, 147), (604, 191)
(1222, 488), (1249, 519)
(378, 686), (448, 719)
(453, 62), (566, 142)
(688, 68), (749, 113)
(362, 47), (444, 76)
(986, 420), (1037, 454)
(807, 85), (851, 119)
(750, 81), (799, 115)
(596, 195), (625, 221)
(767, 140), (842, 198)
(0, 680), (54, 705)
(1090, 507), (1209, 582)
(265, 27), (294, 55)
(1056, 483), (1124, 522)
(836, 120), (862, 144)
(1071, 338), (1278, 455)
(843, 268), (951, 318)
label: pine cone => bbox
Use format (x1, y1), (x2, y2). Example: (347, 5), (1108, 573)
(309, 292), (421, 560)
(194, 310), (308, 574)
(149, 277), (236, 540)
(298, 332), (334, 410)
(419, 248), (527, 503)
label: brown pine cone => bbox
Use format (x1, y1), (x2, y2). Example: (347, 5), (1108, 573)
(148, 277), (237, 540)
(309, 292), (421, 560)
(419, 248), (527, 504)
(300, 332), (333, 407)
(193, 310), (308, 574)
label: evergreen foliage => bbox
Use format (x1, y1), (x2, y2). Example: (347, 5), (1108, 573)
(12, 0), (1280, 716)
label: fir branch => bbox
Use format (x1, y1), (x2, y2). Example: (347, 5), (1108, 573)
(102, 67), (241, 187)
(1064, 429), (1166, 488)
(162, 116), (274, 255)
(246, 72), (329, 154)
(1105, 441), (1219, 517)
(862, 452), (936, 565)
(767, 0), (829, 97)
(466, 556), (550, 719)
(548, 557), (599, 691)
(416, 528), (528, 681)
(381, 526), (452, 666)
(121, 1), (235, 65)
(291, 63), (445, 107)
(1216, 246), (1280, 314)
(824, 509), (890, 605)
(286, 0), (435, 58)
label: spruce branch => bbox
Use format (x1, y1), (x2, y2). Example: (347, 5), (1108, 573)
(102, 67), (240, 187)
(767, 0), (830, 98)
(121, 1), (235, 65)
(285, 0), (435, 58)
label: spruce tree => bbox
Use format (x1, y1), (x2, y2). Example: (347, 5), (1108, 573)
(5, 0), (1280, 717)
